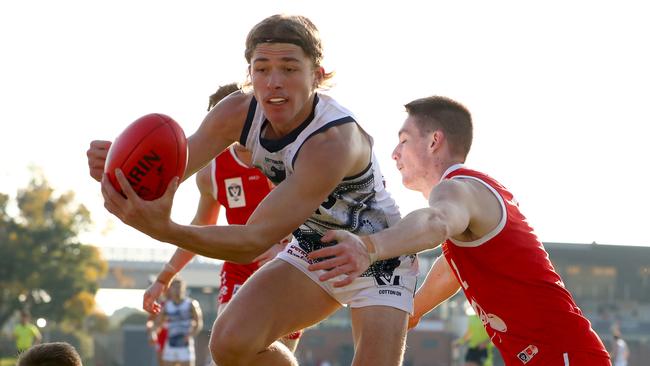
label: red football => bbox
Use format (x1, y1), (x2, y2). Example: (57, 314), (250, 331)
(104, 113), (187, 200)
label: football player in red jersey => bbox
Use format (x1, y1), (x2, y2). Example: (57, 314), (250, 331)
(310, 96), (611, 366)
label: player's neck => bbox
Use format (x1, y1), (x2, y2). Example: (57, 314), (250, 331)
(437, 156), (464, 178)
(232, 145), (253, 167)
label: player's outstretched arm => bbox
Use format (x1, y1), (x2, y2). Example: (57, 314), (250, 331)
(162, 123), (362, 263)
(142, 164), (220, 314)
(94, 93), (247, 245)
(408, 256), (460, 330)
(308, 179), (474, 286)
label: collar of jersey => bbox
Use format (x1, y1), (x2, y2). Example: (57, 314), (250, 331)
(259, 94), (320, 153)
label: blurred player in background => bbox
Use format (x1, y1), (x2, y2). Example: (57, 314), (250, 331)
(150, 277), (203, 366)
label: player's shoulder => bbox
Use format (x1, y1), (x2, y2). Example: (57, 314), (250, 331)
(310, 116), (365, 148)
(430, 178), (475, 202)
(301, 123), (357, 158)
(295, 123), (367, 179)
(204, 91), (254, 135)
(218, 90), (253, 112)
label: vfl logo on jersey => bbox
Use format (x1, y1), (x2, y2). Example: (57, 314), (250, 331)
(374, 274), (402, 286)
(261, 157), (286, 184)
(516, 345), (538, 364)
(224, 177), (246, 208)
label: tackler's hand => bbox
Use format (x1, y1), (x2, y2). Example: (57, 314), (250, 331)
(307, 230), (376, 288)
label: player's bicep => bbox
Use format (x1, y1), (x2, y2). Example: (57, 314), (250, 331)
(246, 138), (353, 242)
(185, 94), (251, 179)
(428, 180), (474, 237)
(244, 172), (336, 243)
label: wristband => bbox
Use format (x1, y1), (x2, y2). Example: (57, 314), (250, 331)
(360, 236), (378, 264)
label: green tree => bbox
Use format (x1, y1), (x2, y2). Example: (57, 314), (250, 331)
(0, 170), (107, 329)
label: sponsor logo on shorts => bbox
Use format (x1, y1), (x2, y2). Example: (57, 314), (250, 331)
(287, 244), (310, 262)
(378, 289), (402, 296)
(516, 344), (538, 364)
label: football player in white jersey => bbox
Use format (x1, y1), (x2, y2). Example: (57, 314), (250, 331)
(88, 14), (417, 366)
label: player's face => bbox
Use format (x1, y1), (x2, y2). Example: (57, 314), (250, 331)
(168, 281), (185, 300)
(249, 43), (320, 135)
(392, 117), (433, 194)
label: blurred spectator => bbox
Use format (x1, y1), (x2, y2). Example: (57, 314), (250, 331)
(13, 311), (41, 354)
(454, 306), (494, 366)
(611, 330), (629, 366)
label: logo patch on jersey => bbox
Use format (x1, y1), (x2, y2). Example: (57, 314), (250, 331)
(516, 345), (538, 364)
(224, 177), (246, 208)
(261, 157), (286, 184)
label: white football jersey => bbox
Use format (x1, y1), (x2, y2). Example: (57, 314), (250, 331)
(241, 93), (417, 279)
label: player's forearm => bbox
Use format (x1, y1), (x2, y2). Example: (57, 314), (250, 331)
(163, 222), (278, 263)
(413, 267), (461, 319)
(155, 248), (196, 285)
(169, 247), (196, 269)
(370, 207), (451, 261)
(414, 277), (460, 318)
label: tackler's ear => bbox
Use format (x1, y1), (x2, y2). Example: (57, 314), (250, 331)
(429, 130), (440, 151)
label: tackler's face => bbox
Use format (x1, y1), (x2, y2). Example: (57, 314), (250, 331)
(249, 43), (321, 134)
(393, 117), (434, 193)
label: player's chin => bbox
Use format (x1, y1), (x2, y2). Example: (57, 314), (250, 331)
(400, 176), (416, 191)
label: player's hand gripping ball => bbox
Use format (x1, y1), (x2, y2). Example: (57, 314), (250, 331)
(104, 113), (187, 200)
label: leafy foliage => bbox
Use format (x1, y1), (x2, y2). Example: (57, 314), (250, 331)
(0, 171), (107, 329)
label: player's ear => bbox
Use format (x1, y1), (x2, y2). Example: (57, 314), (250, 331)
(313, 66), (324, 88)
(429, 130), (440, 151)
